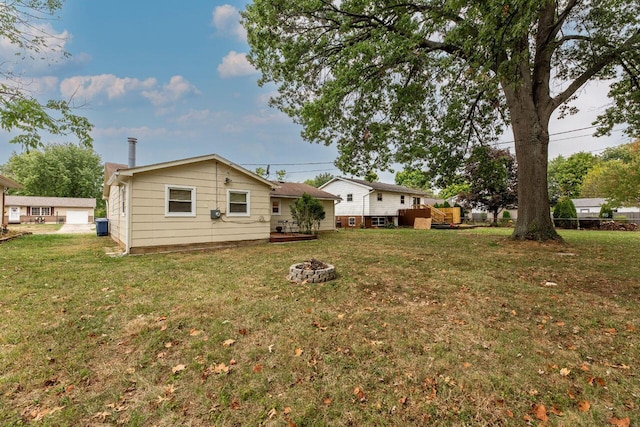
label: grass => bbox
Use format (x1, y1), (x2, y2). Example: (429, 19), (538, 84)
(0, 228), (638, 426)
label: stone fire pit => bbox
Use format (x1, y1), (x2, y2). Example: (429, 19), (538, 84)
(288, 258), (336, 284)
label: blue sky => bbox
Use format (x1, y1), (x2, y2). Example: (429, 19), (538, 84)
(0, 1), (632, 184)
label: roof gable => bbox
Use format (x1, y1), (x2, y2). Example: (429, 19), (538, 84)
(107, 154), (275, 189)
(0, 174), (23, 189)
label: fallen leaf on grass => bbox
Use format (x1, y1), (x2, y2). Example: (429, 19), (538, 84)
(294, 348), (303, 357)
(462, 362), (472, 369)
(323, 397), (332, 405)
(213, 363), (229, 374)
(399, 396), (408, 405)
(578, 400), (591, 412)
(267, 408), (277, 419)
(560, 367), (571, 377)
(603, 328), (617, 335)
(549, 405), (563, 416)
(253, 364), (263, 373)
(353, 387), (367, 402)
(223, 339), (236, 347)
(532, 403), (548, 422)
(608, 416), (630, 427)
(172, 364), (186, 374)
(625, 324), (636, 332)
(588, 377), (606, 387)
(284, 406), (292, 415)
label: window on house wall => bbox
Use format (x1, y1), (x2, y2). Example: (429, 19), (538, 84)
(371, 217), (386, 226)
(166, 185), (196, 216)
(413, 197), (421, 206)
(30, 207), (51, 216)
(228, 190), (250, 216)
(377, 193), (383, 201)
(121, 187), (127, 216)
(272, 199), (281, 215)
(347, 194), (353, 202)
(348, 217), (356, 226)
(400, 195), (405, 204)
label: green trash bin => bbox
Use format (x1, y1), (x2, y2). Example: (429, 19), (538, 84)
(96, 218), (109, 236)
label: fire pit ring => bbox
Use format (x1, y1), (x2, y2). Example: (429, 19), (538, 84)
(288, 258), (336, 284)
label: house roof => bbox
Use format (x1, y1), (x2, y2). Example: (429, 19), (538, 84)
(572, 198), (607, 207)
(103, 162), (128, 197)
(0, 174), (23, 189)
(5, 195), (96, 208)
(106, 154), (276, 189)
(321, 177), (429, 196)
(270, 181), (340, 200)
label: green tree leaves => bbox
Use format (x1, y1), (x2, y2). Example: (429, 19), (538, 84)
(0, 1), (93, 150)
(1, 143), (104, 209)
(290, 193), (325, 234)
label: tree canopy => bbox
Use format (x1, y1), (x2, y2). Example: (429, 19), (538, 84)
(547, 152), (599, 204)
(580, 140), (640, 206)
(290, 192), (326, 234)
(1, 143), (104, 209)
(243, 0), (640, 241)
(304, 172), (334, 188)
(458, 145), (518, 224)
(1, 0), (93, 150)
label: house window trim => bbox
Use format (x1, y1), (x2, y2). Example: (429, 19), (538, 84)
(31, 206), (51, 216)
(272, 199), (281, 215)
(227, 189), (251, 217)
(165, 185), (197, 217)
(348, 217), (356, 227)
(347, 193), (353, 202)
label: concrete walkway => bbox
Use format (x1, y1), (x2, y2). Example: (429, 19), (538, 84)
(57, 223), (95, 234)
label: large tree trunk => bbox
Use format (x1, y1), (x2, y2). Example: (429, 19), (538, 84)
(503, 82), (561, 241)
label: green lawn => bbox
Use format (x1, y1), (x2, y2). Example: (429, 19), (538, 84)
(1, 228), (638, 426)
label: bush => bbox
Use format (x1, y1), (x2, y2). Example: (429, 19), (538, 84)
(502, 210), (511, 219)
(553, 198), (578, 229)
(599, 204), (613, 219)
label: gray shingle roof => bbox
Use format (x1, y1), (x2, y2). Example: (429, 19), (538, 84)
(271, 181), (340, 200)
(335, 177), (429, 196)
(5, 195), (96, 208)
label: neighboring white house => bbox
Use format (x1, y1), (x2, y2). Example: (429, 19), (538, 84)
(572, 198), (640, 216)
(4, 195), (96, 225)
(319, 177), (437, 228)
(270, 181), (340, 232)
(103, 154), (277, 255)
(1, 175), (23, 227)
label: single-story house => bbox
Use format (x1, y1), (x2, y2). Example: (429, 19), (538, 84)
(319, 177), (439, 228)
(572, 198), (640, 221)
(270, 181), (340, 232)
(3, 195), (96, 224)
(103, 154), (277, 255)
(1, 175), (23, 227)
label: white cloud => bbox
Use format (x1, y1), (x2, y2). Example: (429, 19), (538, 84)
(60, 74), (156, 102)
(142, 75), (200, 107)
(218, 51), (258, 78)
(211, 4), (247, 42)
(59, 74), (199, 110)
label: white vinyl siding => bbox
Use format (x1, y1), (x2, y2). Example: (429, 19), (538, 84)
(228, 190), (250, 216)
(166, 185), (196, 217)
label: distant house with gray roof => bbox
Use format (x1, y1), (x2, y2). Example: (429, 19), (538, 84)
(4, 195), (96, 224)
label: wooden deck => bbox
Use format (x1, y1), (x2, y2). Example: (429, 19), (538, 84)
(269, 232), (317, 243)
